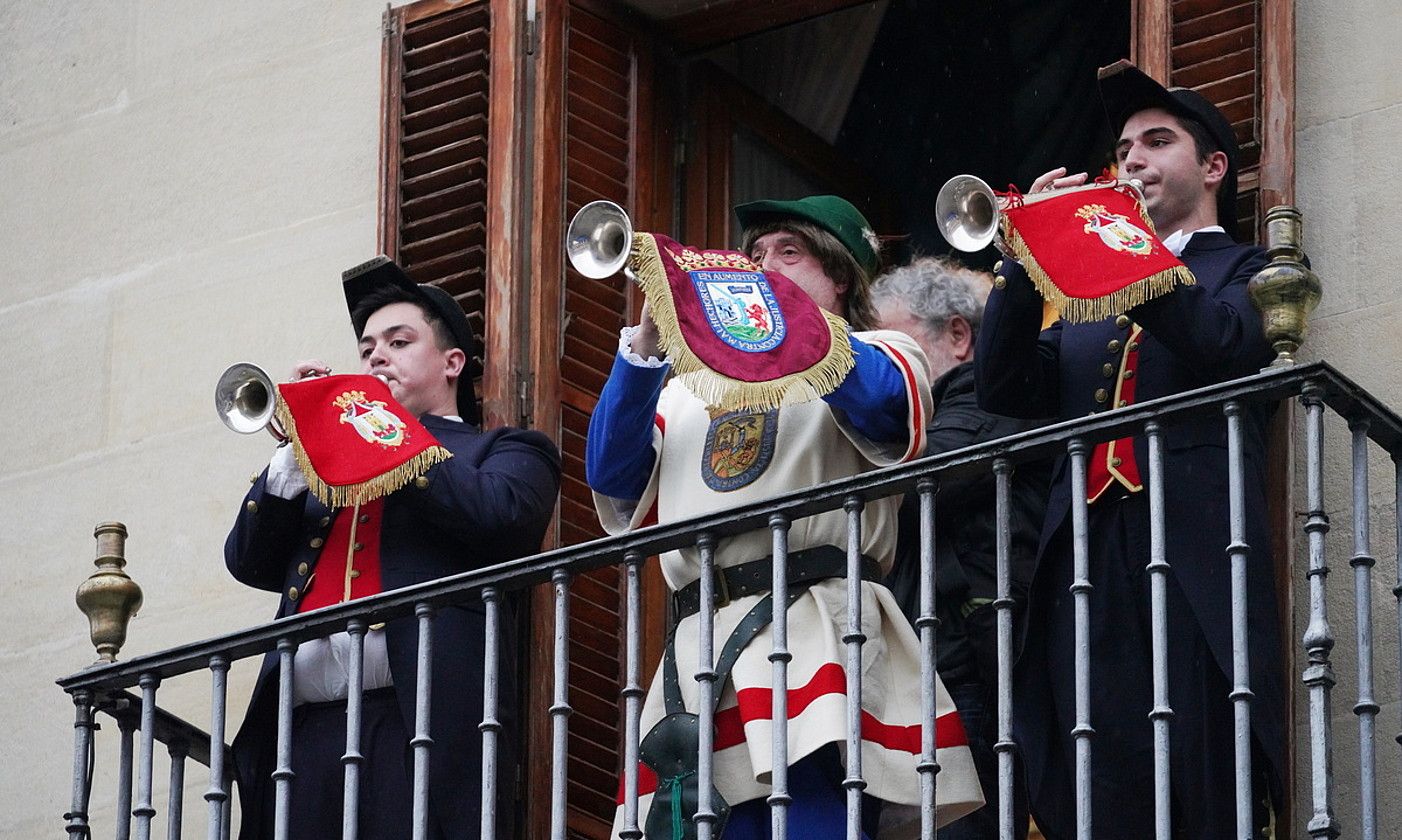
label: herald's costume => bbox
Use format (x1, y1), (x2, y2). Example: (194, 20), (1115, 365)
(224, 259), (561, 839)
(975, 234), (1285, 838)
(589, 327), (984, 837)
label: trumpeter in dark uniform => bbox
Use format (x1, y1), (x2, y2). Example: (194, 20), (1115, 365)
(225, 259), (560, 839)
(974, 64), (1285, 839)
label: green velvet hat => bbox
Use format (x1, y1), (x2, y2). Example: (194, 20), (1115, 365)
(734, 195), (880, 275)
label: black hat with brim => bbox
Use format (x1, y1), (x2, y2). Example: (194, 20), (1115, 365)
(341, 256), (480, 425)
(1097, 59), (1240, 240)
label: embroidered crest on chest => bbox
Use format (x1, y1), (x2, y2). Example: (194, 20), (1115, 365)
(701, 407), (779, 491)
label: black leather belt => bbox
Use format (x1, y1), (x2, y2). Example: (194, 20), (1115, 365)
(672, 545), (882, 619)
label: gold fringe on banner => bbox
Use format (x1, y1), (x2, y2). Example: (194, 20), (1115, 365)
(1000, 197), (1196, 324)
(274, 399), (453, 508)
(629, 233), (855, 411)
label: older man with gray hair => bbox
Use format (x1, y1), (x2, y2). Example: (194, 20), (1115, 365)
(873, 256), (1049, 840)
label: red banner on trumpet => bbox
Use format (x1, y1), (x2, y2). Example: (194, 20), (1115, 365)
(274, 373), (451, 507)
(1000, 181), (1194, 323)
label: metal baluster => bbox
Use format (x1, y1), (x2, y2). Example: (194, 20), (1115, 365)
(620, 551), (646, 840)
(273, 639), (296, 840)
(412, 603), (435, 840)
(1300, 387), (1339, 838)
(1350, 418), (1378, 840)
(695, 534), (720, 840)
(206, 655), (229, 840)
(118, 708), (137, 840)
(549, 569), (572, 840)
(1144, 422), (1173, 840)
(1066, 438), (1093, 840)
(1223, 401), (1255, 838)
(134, 673), (160, 840)
(916, 477), (939, 840)
(343, 620), (367, 840)
(480, 588), (502, 840)
(770, 513), (793, 839)
(1395, 451), (1402, 791)
(843, 496), (867, 840)
(167, 740), (188, 840)
(65, 689), (96, 839)
(992, 460), (1014, 840)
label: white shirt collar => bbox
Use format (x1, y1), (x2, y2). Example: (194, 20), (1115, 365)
(1161, 225), (1225, 257)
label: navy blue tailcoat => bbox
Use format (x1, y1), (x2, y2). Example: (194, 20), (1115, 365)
(225, 416), (560, 840)
(975, 232), (1285, 835)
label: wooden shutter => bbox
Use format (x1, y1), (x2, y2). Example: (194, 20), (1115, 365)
(1134, 0), (1294, 240)
(525, 2), (670, 836)
(382, 0), (516, 424)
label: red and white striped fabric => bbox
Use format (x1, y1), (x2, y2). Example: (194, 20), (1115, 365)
(595, 329), (984, 836)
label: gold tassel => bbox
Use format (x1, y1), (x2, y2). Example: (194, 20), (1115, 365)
(628, 234), (855, 411)
(274, 399), (454, 508)
(1001, 219), (1196, 324)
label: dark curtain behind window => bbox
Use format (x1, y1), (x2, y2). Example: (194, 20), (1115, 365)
(837, 0), (1131, 266)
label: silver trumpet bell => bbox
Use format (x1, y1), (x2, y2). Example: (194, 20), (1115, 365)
(565, 199), (634, 279)
(935, 174), (1002, 253)
(215, 362), (288, 442)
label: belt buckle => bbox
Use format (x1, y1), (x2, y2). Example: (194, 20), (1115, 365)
(712, 566), (731, 611)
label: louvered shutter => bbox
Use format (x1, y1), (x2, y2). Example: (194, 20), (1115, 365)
(525, 2), (668, 836)
(381, 0), (493, 410)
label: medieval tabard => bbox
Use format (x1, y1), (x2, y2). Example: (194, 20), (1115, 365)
(592, 328), (984, 838)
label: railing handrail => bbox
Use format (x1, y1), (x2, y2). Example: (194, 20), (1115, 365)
(56, 360), (1400, 696)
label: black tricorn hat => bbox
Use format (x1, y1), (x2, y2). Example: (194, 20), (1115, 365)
(1098, 59), (1241, 240)
(342, 256), (481, 425)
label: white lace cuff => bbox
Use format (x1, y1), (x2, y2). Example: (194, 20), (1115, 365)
(619, 325), (668, 368)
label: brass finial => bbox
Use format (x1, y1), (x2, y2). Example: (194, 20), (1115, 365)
(75, 521), (143, 664)
(1248, 205), (1322, 367)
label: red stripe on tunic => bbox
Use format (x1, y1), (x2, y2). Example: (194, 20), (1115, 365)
(617, 661), (970, 801)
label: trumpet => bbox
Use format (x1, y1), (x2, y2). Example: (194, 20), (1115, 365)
(565, 199), (635, 279)
(214, 362), (288, 442)
(935, 174), (1144, 253)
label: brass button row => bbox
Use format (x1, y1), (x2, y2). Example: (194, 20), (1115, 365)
(1115, 314), (1131, 329)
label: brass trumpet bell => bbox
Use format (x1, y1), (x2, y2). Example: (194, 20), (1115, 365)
(935, 174), (1001, 253)
(566, 200), (634, 279)
(215, 362), (286, 441)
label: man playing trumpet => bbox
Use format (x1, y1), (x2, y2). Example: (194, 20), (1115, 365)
(587, 195), (982, 838)
(974, 63), (1285, 838)
(224, 259), (560, 840)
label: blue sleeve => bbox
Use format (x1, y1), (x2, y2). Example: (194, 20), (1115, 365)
(586, 352), (670, 500)
(822, 334), (909, 443)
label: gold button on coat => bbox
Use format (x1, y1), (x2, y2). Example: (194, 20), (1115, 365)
(287, 586), (300, 601)
(353, 542), (364, 551)
(297, 562), (309, 576)
(319, 516), (331, 527)
(359, 514), (370, 524)
(414, 476), (430, 489)
(993, 260), (1004, 273)
(310, 537), (324, 549)
(350, 569), (361, 579)
(1107, 339), (1121, 353)
(1123, 369), (1134, 380)
(1128, 341), (1139, 351)
(1094, 388), (1109, 403)
(245, 500), (258, 514)
(1102, 363), (1115, 377)
(1115, 315), (1131, 329)
(993, 275), (1006, 289)
(249, 472), (259, 485)
(1111, 457), (1123, 467)
(1118, 400), (1128, 408)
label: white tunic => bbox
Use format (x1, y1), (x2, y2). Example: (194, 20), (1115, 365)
(595, 329), (984, 836)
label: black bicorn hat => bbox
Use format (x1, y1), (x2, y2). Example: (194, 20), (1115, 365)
(341, 256), (481, 425)
(1097, 59), (1241, 240)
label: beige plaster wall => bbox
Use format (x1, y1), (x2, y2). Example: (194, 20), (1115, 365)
(1292, 0), (1402, 833)
(0, 2), (398, 836)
